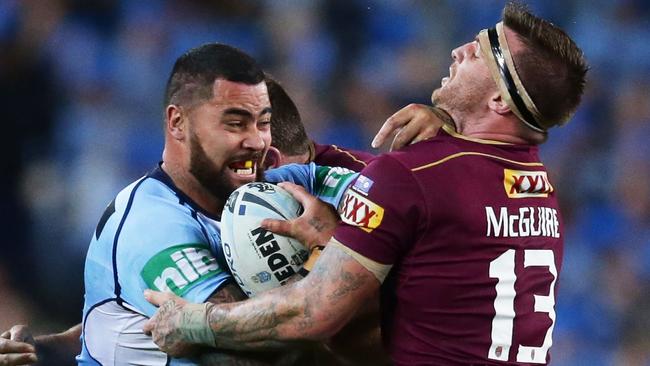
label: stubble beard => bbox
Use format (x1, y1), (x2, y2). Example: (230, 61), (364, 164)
(432, 83), (473, 115)
(188, 129), (237, 206)
(431, 74), (493, 120)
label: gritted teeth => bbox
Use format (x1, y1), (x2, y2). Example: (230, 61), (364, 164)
(229, 160), (255, 175)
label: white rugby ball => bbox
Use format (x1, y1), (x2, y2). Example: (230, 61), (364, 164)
(220, 182), (308, 297)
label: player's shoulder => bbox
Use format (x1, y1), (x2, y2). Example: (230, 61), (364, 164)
(116, 172), (207, 253)
(121, 177), (192, 225)
(380, 124), (539, 172)
(312, 142), (375, 172)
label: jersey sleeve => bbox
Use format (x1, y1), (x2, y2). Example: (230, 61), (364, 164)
(333, 155), (426, 265)
(264, 163), (313, 187)
(116, 201), (230, 317)
(264, 163), (358, 208)
(312, 142), (375, 171)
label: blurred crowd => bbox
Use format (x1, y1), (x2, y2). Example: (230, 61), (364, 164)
(0, 1), (648, 365)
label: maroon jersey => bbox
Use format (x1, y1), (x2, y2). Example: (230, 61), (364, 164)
(312, 141), (375, 172)
(334, 125), (563, 365)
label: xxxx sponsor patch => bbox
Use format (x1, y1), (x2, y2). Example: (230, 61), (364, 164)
(503, 169), (553, 198)
(141, 243), (222, 296)
(339, 189), (384, 233)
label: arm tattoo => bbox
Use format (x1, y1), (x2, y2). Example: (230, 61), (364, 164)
(202, 244), (379, 351)
(326, 270), (368, 304)
(200, 281), (284, 362)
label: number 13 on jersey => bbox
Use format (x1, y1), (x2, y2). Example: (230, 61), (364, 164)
(488, 249), (557, 364)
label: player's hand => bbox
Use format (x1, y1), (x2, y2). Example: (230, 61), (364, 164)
(0, 325), (37, 366)
(261, 182), (338, 250)
(371, 104), (452, 151)
(143, 290), (207, 357)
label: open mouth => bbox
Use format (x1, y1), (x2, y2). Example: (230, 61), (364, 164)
(228, 160), (256, 176)
(444, 64), (456, 86)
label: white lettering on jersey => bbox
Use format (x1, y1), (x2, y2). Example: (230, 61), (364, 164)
(485, 206), (560, 238)
(152, 247), (219, 293)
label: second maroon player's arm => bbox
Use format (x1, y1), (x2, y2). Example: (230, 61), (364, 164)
(144, 239), (388, 353)
(372, 104), (451, 151)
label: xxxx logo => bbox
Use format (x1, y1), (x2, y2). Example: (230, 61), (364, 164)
(339, 189), (384, 233)
(503, 169), (554, 198)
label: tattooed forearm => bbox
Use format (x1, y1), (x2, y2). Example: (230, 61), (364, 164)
(144, 242), (382, 355)
(207, 301), (285, 350)
(326, 270), (369, 304)
(199, 243), (379, 351)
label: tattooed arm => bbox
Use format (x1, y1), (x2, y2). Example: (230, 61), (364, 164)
(197, 282), (283, 365)
(144, 240), (380, 354)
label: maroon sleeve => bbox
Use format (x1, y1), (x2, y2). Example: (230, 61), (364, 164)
(312, 142), (375, 172)
(333, 154), (424, 264)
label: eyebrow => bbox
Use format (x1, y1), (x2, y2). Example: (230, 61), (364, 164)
(223, 107), (272, 118)
(260, 107), (272, 116)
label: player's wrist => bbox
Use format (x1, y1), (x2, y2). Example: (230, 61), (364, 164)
(299, 245), (325, 276)
(180, 302), (217, 348)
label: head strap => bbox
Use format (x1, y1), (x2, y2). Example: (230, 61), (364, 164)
(478, 22), (547, 133)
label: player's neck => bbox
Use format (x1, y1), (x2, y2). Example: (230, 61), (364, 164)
(455, 115), (545, 145)
(161, 161), (224, 216)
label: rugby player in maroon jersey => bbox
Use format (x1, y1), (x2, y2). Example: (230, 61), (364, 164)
(144, 2), (588, 365)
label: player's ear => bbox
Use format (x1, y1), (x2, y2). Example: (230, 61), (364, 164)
(487, 92), (511, 116)
(166, 104), (185, 140)
(263, 146), (282, 169)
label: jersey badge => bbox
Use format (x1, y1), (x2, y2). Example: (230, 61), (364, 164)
(352, 175), (374, 195)
(339, 189), (384, 233)
(503, 169), (553, 198)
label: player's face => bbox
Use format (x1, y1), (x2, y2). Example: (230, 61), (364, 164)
(431, 37), (495, 115)
(186, 79), (271, 201)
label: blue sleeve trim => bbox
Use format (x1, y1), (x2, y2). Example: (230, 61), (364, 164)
(112, 178), (148, 303)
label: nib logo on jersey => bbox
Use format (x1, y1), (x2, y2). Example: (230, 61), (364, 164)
(141, 244), (221, 296)
(503, 169), (553, 198)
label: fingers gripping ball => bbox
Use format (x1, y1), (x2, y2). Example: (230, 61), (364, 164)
(221, 182), (308, 297)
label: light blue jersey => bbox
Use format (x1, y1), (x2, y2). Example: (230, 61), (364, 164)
(78, 167), (230, 365)
(78, 163), (357, 365)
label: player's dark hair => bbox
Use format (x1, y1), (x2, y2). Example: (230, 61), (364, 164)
(503, 2), (589, 128)
(265, 76), (310, 156)
(164, 43), (265, 108)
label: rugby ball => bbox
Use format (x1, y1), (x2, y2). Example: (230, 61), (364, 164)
(220, 182), (308, 297)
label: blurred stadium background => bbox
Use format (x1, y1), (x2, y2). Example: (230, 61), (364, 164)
(0, 0), (648, 365)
